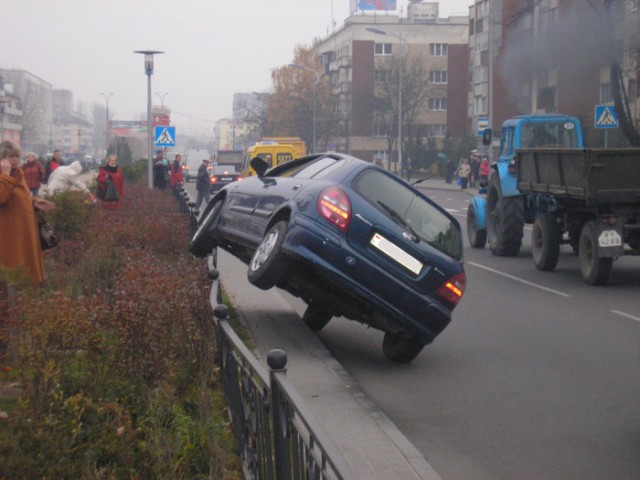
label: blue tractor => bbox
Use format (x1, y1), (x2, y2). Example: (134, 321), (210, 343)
(467, 114), (584, 255)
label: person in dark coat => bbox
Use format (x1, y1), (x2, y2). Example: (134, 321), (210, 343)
(194, 158), (211, 211)
(153, 152), (167, 189)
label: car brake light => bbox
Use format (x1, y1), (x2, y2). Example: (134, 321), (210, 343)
(317, 187), (351, 232)
(436, 272), (466, 305)
(210, 176), (218, 183)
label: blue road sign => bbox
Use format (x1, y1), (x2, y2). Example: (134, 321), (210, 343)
(595, 105), (618, 129)
(154, 126), (176, 146)
(477, 117), (489, 137)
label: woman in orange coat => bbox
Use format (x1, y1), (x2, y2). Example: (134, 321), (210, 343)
(96, 155), (124, 210)
(0, 141), (55, 284)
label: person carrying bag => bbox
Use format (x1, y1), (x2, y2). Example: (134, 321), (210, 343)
(96, 155), (124, 210)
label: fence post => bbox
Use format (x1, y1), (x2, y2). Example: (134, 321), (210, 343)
(268, 349), (290, 480)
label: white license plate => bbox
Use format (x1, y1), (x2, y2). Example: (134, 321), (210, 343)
(598, 230), (622, 247)
(220, 177), (233, 181)
(370, 233), (423, 275)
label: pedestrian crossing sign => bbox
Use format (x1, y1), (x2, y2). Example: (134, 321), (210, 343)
(594, 105), (619, 129)
(154, 126), (176, 146)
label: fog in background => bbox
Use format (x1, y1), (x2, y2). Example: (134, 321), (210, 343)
(2, 0), (472, 131)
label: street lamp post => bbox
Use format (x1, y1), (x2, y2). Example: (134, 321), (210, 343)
(134, 50), (164, 189)
(366, 28), (407, 175)
(288, 64), (321, 153)
(100, 92), (113, 157)
(155, 92), (168, 108)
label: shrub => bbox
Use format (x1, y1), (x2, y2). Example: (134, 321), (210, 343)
(0, 181), (242, 479)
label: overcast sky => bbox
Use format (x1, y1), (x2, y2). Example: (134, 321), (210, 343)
(2, 0), (472, 133)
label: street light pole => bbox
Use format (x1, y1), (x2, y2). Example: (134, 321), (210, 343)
(366, 28), (407, 174)
(134, 50), (164, 189)
(100, 92), (113, 157)
(155, 92), (168, 108)
(288, 63), (321, 153)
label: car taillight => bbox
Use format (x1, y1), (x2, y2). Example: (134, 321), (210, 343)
(210, 176), (218, 183)
(436, 272), (466, 305)
(317, 187), (351, 232)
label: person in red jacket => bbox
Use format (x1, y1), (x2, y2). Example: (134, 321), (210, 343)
(44, 149), (62, 183)
(22, 151), (45, 196)
(169, 153), (184, 191)
(96, 154), (124, 210)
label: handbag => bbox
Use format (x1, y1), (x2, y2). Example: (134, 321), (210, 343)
(104, 175), (119, 202)
(36, 210), (58, 251)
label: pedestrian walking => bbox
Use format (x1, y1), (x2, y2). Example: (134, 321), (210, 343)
(479, 156), (490, 185)
(96, 154), (124, 210)
(470, 156), (480, 188)
(194, 158), (212, 212)
(445, 158), (456, 184)
(153, 151), (168, 189)
(170, 154), (184, 188)
(0, 141), (55, 284)
(458, 160), (471, 190)
(22, 151), (45, 196)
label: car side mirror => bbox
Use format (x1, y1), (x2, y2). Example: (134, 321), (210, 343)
(482, 128), (492, 146)
(250, 157), (268, 177)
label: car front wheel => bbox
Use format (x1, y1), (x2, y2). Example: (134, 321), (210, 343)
(247, 221), (290, 290)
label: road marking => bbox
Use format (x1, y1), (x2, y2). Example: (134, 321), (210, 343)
(468, 261), (572, 297)
(610, 310), (640, 322)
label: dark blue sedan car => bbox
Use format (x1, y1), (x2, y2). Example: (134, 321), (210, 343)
(190, 153), (466, 363)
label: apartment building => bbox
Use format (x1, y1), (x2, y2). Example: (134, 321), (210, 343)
(313, 2), (469, 167)
(468, 0), (639, 144)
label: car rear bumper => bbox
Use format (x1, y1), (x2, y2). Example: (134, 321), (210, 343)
(282, 216), (453, 342)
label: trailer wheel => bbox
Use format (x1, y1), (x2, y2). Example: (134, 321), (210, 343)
(579, 221), (613, 286)
(532, 213), (560, 271)
(466, 203), (487, 248)
(486, 175), (524, 256)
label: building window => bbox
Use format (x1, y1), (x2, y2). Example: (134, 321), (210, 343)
(539, 7), (557, 33)
(474, 96), (487, 115)
(600, 83), (612, 104)
(374, 43), (393, 56)
(429, 43), (448, 56)
(427, 125), (446, 137)
(608, 0), (624, 20)
(538, 86), (556, 111)
(373, 124), (389, 137)
(473, 66), (489, 84)
(429, 71), (448, 84)
(374, 69), (392, 83)
(428, 98), (447, 111)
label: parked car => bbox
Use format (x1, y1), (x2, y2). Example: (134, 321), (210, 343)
(190, 154), (466, 363)
(209, 164), (240, 192)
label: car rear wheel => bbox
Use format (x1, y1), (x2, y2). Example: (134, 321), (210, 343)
(189, 199), (223, 258)
(302, 303), (333, 332)
(247, 221), (290, 290)
(382, 333), (426, 363)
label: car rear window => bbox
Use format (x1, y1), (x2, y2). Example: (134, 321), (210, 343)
(352, 170), (462, 259)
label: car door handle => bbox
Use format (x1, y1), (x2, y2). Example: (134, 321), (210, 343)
(292, 184), (302, 190)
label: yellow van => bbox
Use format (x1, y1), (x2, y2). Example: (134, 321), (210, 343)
(260, 137), (306, 158)
(241, 142), (297, 177)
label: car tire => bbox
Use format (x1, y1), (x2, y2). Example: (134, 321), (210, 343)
(579, 220), (613, 286)
(382, 332), (426, 363)
(531, 213), (560, 271)
(189, 199), (223, 258)
(467, 202), (487, 248)
(302, 303), (333, 332)
(247, 221), (290, 290)
(486, 174), (524, 256)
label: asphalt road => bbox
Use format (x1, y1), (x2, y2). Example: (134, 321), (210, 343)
(185, 181), (640, 479)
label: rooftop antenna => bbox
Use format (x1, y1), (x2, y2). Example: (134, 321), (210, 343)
(330, 0), (336, 32)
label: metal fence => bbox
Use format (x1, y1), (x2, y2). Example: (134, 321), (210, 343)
(205, 252), (355, 480)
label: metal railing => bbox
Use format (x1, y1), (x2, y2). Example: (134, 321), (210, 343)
(206, 254), (355, 480)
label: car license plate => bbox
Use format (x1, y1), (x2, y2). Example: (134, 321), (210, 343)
(598, 230), (622, 247)
(220, 176), (232, 181)
(370, 233), (423, 275)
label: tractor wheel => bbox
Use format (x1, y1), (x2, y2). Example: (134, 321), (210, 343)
(486, 174), (524, 256)
(579, 221), (613, 286)
(467, 203), (487, 248)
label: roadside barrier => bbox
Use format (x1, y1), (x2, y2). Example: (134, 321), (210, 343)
(205, 252), (354, 479)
